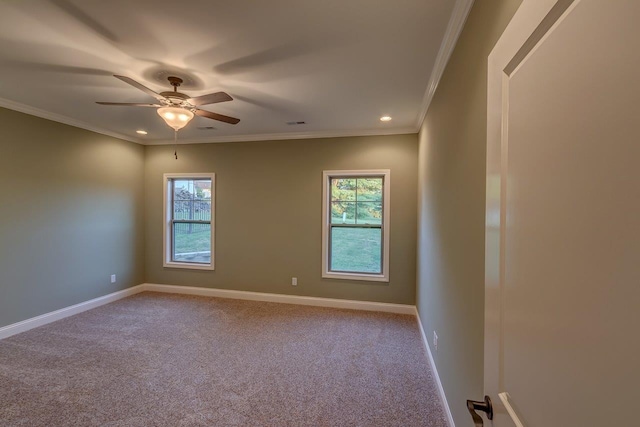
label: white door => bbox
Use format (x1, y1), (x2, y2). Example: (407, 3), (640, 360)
(483, 1), (640, 426)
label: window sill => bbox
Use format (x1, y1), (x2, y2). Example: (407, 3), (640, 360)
(163, 261), (215, 271)
(322, 271), (389, 283)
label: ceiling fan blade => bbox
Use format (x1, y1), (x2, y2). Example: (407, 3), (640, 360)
(113, 75), (165, 101)
(96, 102), (161, 107)
(195, 109), (240, 125)
(188, 92), (233, 106)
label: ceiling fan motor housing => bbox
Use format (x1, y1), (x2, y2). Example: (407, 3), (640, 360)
(159, 76), (194, 108)
(167, 76), (183, 88)
(160, 91), (192, 106)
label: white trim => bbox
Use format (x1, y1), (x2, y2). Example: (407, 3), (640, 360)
(499, 392), (525, 427)
(0, 283), (416, 340)
(149, 127), (417, 145)
(0, 281), (449, 425)
(485, 0), (571, 406)
(416, 312), (456, 427)
(0, 96), (140, 144)
(163, 173), (216, 271)
(0, 96), (415, 146)
(415, 0), (475, 129)
(0, 285), (145, 340)
(140, 283), (414, 315)
(163, 261), (214, 271)
(321, 170), (390, 282)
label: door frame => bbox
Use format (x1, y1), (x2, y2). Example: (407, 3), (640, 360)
(484, 0), (578, 421)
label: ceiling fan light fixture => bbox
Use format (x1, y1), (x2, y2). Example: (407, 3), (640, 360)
(157, 106), (194, 131)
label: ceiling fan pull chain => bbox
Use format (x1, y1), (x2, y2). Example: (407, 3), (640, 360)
(174, 130), (178, 160)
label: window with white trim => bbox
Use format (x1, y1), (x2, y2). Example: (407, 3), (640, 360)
(163, 173), (215, 270)
(322, 170), (390, 282)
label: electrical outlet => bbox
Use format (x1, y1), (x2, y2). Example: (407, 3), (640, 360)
(110, 274), (116, 284)
(433, 331), (438, 352)
(291, 277), (298, 286)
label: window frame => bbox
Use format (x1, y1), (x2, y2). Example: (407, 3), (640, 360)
(322, 169), (390, 282)
(163, 173), (215, 271)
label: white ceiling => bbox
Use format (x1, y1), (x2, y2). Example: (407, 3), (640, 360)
(0, 0), (472, 144)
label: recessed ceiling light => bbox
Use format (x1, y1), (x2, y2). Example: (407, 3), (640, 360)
(380, 116), (392, 122)
(136, 130), (148, 135)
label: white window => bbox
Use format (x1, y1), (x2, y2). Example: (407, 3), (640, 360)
(163, 173), (215, 270)
(322, 170), (390, 282)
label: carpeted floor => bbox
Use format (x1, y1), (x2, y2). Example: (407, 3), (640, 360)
(0, 292), (447, 426)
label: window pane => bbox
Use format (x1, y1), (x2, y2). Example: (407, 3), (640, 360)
(173, 223), (211, 264)
(173, 179), (192, 195)
(172, 179), (212, 221)
(331, 178), (356, 201)
(356, 178), (383, 202)
(195, 180), (212, 199)
(194, 200), (211, 221)
(330, 227), (382, 274)
(331, 201), (356, 224)
(356, 201), (382, 225)
(174, 200), (211, 221)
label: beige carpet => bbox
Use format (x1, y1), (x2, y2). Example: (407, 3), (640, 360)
(0, 292), (447, 426)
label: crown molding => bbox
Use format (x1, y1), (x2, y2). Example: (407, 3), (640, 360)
(0, 95), (416, 145)
(0, 97), (141, 144)
(146, 126), (417, 145)
(415, 0), (475, 130)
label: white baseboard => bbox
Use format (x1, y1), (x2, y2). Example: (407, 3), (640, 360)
(140, 283), (416, 315)
(416, 312), (455, 427)
(0, 283), (449, 425)
(0, 280), (455, 427)
(0, 283), (416, 341)
(0, 285), (145, 340)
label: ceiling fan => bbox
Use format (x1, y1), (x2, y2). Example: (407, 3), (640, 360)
(96, 75), (240, 130)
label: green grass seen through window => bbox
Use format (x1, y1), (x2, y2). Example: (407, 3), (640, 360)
(330, 227), (382, 274)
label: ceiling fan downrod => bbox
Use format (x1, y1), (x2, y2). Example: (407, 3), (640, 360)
(167, 76), (183, 92)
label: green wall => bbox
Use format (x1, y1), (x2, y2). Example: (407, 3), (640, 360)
(0, 107), (145, 327)
(416, 1), (522, 425)
(0, 108), (416, 329)
(145, 134), (418, 304)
